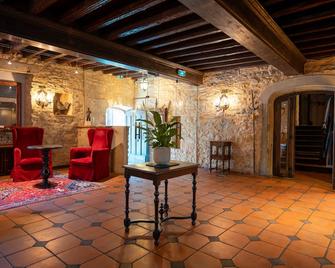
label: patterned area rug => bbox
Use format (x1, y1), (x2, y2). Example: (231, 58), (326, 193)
(0, 175), (105, 211)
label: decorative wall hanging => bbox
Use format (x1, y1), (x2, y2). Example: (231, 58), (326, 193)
(53, 93), (72, 115)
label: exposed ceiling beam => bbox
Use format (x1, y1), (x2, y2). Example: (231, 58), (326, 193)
(294, 34), (335, 45)
(201, 61), (265, 73)
(272, 0), (335, 18)
(142, 26), (221, 50)
(61, 0), (113, 24)
(154, 34), (231, 55)
(188, 55), (259, 68)
(288, 24), (335, 38)
(92, 65), (118, 71)
(25, 49), (47, 59)
(125, 17), (207, 46)
(165, 41), (240, 59)
(105, 5), (192, 40)
(43, 53), (67, 63)
(197, 59), (264, 71)
(282, 9), (335, 28)
(178, 0), (306, 74)
(0, 5), (202, 85)
(86, 0), (166, 32)
(185, 52), (256, 67)
(175, 47), (248, 64)
(30, 0), (58, 14)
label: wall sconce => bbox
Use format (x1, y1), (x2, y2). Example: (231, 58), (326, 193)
(35, 89), (53, 108)
(139, 77), (148, 91)
(214, 93), (230, 112)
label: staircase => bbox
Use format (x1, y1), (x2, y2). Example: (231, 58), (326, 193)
(295, 125), (331, 173)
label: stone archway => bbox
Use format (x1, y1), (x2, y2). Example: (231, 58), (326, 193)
(259, 74), (335, 176)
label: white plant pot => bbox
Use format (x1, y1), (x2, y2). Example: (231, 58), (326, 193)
(153, 147), (171, 165)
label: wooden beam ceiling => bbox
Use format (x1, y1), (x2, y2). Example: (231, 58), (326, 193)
(30, 0), (58, 15)
(0, 5), (203, 84)
(105, 5), (192, 40)
(125, 17), (208, 46)
(61, 0), (113, 24)
(178, 0), (306, 75)
(86, 0), (166, 33)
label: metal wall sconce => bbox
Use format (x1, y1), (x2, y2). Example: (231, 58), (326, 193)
(139, 77), (148, 91)
(214, 93), (230, 112)
(35, 89), (53, 108)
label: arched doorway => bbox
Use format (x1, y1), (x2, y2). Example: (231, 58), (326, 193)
(259, 74), (335, 187)
(272, 91), (333, 178)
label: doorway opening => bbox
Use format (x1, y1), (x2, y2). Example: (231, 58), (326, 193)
(273, 91), (333, 181)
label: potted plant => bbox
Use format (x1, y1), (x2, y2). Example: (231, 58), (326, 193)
(137, 111), (180, 165)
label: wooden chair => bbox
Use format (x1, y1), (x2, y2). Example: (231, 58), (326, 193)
(209, 141), (232, 175)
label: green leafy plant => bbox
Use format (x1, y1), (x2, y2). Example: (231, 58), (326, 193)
(137, 111), (181, 148)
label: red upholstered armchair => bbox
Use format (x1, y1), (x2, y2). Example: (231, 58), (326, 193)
(69, 128), (113, 181)
(11, 127), (52, 182)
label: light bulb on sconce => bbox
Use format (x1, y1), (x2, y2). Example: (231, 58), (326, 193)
(7, 59), (12, 65)
(35, 89), (53, 108)
(214, 93), (230, 112)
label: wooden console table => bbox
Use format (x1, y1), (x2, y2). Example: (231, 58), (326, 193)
(209, 141), (232, 175)
(123, 161), (198, 245)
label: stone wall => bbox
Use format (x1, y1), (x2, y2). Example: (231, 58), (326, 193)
(134, 76), (198, 163)
(0, 59), (135, 166)
(198, 65), (286, 174)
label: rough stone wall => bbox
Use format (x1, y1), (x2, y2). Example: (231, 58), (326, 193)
(198, 65), (286, 174)
(134, 76), (198, 163)
(84, 70), (134, 125)
(0, 61), (135, 166)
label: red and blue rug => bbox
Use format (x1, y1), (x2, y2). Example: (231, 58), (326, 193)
(0, 175), (105, 211)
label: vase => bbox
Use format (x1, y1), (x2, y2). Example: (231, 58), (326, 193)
(153, 147), (171, 165)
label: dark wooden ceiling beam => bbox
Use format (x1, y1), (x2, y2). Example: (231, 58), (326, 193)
(154, 34), (232, 55)
(103, 68), (123, 74)
(178, 0), (306, 74)
(197, 59), (264, 71)
(125, 17), (207, 45)
(30, 0), (58, 14)
(294, 34), (335, 45)
(185, 53), (256, 67)
(188, 55), (259, 69)
(288, 24), (335, 38)
(25, 49), (47, 59)
(0, 5), (202, 84)
(142, 26), (221, 51)
(165, 41), (240, 59)
(282, 9), (335, 28)
(43, 53), (67, 63)
(86, 0), (166, 32)
(300, 43), (335, 52)
(92, 65), (119, 71)
(201, 61), (265, 73)
(61, 0), (113, 24)
(176, 47), (249, 64)
(105, 5), (192, 40)
(272, 0), (335, 18)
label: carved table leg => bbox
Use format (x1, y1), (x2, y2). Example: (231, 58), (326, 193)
(124, 175), (131, 232)
(35, 149), (52, 189)
(191, 173), (197, 225)
(153, 180), (161, 245)
(164, 179), (169, 216)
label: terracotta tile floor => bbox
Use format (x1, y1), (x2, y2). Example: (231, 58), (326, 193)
(0, 169), (335, 267)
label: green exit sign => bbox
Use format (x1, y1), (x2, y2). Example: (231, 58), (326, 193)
(177, 69), (186, 77)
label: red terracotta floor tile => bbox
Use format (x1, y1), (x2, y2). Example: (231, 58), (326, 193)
(133, 253), (170, 268)
(7, 247), (52, 267)
(281, 249), (320, 268)
(201, 241), (240, 259)
(0, 234), (35, 256)
(81, 255), (119, 268)
(57, 245), (101, 265)
(179, 231), (209, 250)
(46, 234), (81, 254)
(184, 251), (222, 268)
(193, 224), (225, 237)
(31, 227), (68, 242)
(233, 250), (271, 268)
(155, 242), (195, 261)
(108, 244), (148, 263)
(28, 256), (66, 268)
(287, 240), (327, 257)
(92, 232), (124, 253)
(244, 241), (283, 259)
(219, 230), (249, 248)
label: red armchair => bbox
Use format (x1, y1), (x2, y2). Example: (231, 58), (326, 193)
(11, 127), (52, 182)
(69, 128), (113, 181)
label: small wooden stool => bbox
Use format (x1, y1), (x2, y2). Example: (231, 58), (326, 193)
(209, 141), (232, 175)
